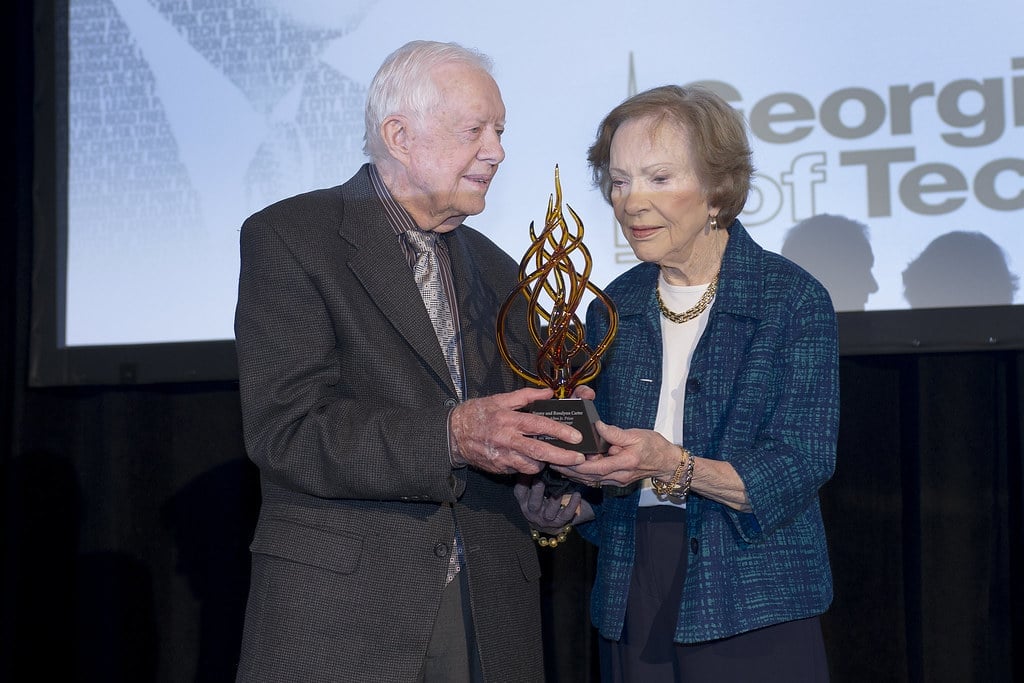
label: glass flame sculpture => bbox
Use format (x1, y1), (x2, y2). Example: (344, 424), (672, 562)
(497, 165), (618, 398)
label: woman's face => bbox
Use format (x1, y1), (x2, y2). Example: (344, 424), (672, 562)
(608, 116), (718, 275)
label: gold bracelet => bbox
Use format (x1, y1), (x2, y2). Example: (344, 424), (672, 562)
(651, 446), (694, 498)
(531, 525), (572, 548)
(679, 449), (695, 501)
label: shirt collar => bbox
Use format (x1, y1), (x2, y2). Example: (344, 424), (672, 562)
(368, 163), (419, 237)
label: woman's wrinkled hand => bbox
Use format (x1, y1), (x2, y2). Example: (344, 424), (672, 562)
(513, 475), (585, 534)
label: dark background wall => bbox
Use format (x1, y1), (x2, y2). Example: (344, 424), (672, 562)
(2, 2), (1022, 681)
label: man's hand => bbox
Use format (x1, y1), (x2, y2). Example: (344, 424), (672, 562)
(449, 387), (587, 474)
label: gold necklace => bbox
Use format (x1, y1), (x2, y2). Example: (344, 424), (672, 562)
(656, 273), (719, 324)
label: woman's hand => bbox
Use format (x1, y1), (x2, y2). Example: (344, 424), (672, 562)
(555, 421), (753, 511)
(514, 475), (591, 534)
(571, 384), (596, 401)
(553, 421), (681, 488)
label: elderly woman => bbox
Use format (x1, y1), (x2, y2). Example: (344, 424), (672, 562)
(518, 85), (839, 681)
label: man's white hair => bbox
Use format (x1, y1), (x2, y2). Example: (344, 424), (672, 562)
(362, 40), (494, 162)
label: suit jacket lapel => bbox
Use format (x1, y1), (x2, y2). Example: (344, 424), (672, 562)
(337, 167), (458, 396)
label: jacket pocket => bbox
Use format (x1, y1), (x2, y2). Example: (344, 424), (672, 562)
(515, 540), (543, 582)
(250, 517), (363, 575)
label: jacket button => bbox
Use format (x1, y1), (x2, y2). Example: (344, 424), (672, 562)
(690, 538), (699, 554)
(434, 542), (449, 558)
(443, 398), (458, 408)
(686, 378), (701, 393)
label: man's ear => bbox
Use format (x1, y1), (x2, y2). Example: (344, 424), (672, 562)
(381, 115), (411, 162)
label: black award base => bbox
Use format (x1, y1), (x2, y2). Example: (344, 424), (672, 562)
(524, 398), (607, 454)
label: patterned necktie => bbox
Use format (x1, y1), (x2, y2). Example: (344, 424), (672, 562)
(404, 229), (465, 586)
(404, 229), (464, 400)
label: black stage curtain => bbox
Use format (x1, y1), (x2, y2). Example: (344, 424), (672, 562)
(1, 355), (1021, 682)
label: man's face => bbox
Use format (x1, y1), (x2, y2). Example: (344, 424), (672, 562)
(401, 63), (506, 233)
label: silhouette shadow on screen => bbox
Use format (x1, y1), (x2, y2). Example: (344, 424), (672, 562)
(781, 213), (879, 312)
(902, 231), (1020, 309)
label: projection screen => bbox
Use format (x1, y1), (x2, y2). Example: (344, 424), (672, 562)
(30, 0), (1024, 384)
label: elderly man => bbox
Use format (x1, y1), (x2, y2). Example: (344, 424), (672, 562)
(234, 40), (585, 682)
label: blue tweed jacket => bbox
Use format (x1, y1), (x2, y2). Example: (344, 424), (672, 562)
(580, 220), (839, 644)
